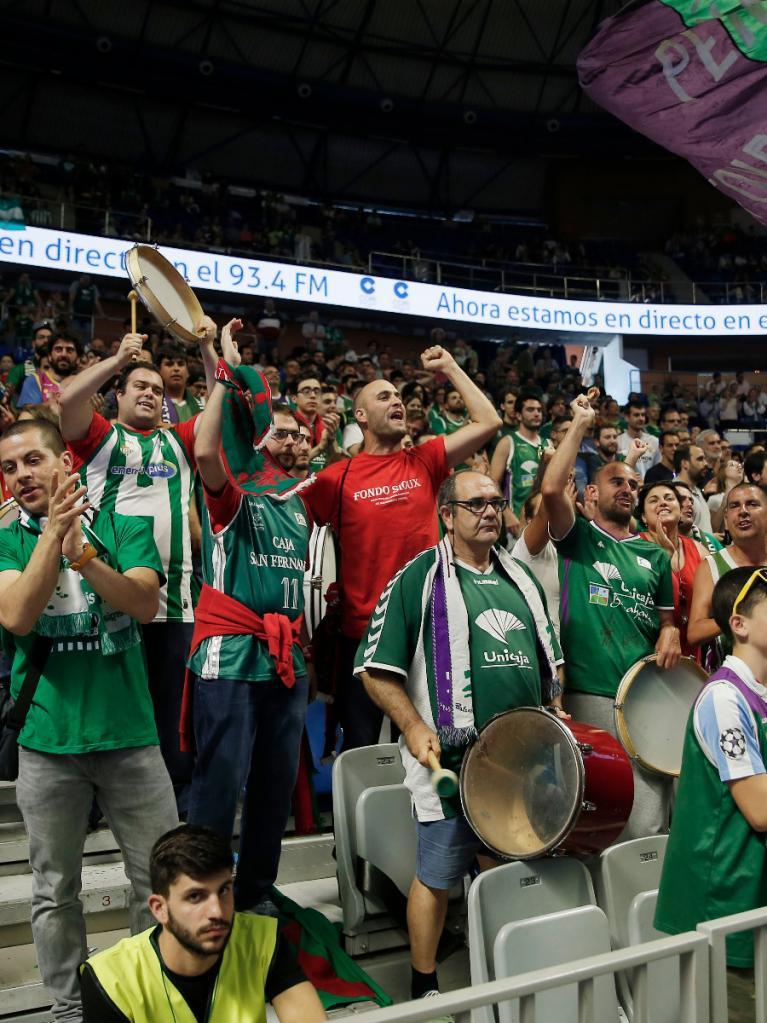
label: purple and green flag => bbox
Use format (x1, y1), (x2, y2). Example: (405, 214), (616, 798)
(578, 1), (767, 225)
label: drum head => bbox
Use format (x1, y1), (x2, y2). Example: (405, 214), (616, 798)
(0, 498), (20, 528)
(460, 708), (584, 860)
(615, 656), (706, 776)
(126, 244), (205, 345)
(303, 526), (337, 639)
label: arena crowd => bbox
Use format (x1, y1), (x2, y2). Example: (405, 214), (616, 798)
(1, 265), (767, 1023)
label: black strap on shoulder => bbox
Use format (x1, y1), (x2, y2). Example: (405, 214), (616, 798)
(7, 634), (53, 732)
(333, 456), (354, 593)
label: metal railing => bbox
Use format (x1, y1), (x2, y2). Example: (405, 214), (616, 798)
(698, 906), (767, 1023)
(368, 250), (668, 304)
(356, 932), (709, 1023)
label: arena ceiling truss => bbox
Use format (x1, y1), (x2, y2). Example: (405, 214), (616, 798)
(0, 0), (644, 213)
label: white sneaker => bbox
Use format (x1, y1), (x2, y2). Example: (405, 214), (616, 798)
(419, 989), (455, 1023)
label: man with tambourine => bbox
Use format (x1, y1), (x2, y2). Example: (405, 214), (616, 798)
(59, 323), (219, 813)
(542, 392), (682, 839)
(355, 469), (564, 1006)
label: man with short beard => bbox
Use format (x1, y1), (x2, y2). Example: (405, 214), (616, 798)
(671, 480), (722, 555)
(80, 825), (326, 1022)
(270, 409), (301, 474)
(617, 400), (658, 479)
(7, 320), (52, 403)
(304, 345), (500, 749)
(17, 333), (82, 407)
(688, 483), (767, 653)
(575, 422), (623, 493)
(674, 444), (713, 533)
(290, 422), (313, 480)
(543, 394), (681, 839)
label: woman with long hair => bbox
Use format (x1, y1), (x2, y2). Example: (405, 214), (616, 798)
(638, 481), (708, 658)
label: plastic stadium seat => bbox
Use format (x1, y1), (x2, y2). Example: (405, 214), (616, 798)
(598, 836), (669, 1021)
(332, 744), (406, 935)
(625, 889), (679, 1023)
(494, 904), (619, 1023)
(355, 784), (416, 898)
(468, 858), (596, 1023)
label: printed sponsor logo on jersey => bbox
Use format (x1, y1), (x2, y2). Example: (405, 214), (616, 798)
(110, 461), (177, 479)
(520, 460), (539, 475)
(476, 608), (526, 643)
(593, 561), (621, 584)
(589, 584), (609, 606)
(352, 477), (423, 502)
(476, 609), (532, 669)
(636, 556), (652, 570)
(294, 511), (307, 526)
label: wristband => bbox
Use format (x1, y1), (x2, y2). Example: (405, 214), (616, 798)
(70, 544), (98, 572)
(215, 358), (237, 386)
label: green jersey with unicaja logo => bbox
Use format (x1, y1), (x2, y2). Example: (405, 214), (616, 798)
(555, 517), (674, 698)
(69, 413), (197, 623)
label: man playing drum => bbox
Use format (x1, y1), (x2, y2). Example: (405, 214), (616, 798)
(356, 470), (563, 1008)
(305, 345), (501, 751)
(542, 393), (681, 839)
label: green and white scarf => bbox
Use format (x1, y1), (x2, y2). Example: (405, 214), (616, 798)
(417, 537), (559, 747)
(18, 511), (140, 656)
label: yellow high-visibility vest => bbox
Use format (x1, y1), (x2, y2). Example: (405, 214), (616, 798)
(81, 913), (277, 1022)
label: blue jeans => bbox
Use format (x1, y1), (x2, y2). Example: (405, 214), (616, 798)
(187, 674), (308, 910)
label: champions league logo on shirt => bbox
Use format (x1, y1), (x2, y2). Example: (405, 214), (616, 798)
(720, 727), (747, 760)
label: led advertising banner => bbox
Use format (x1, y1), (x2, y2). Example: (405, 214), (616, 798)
(0, 225), (763, 338)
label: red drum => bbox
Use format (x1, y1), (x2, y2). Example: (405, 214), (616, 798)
(460, 707), (634, 860)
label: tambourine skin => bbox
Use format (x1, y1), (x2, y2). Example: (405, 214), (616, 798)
(126, 244), (205, 346)
(615, 654), (707, 777)
(459, 707), (633, 860)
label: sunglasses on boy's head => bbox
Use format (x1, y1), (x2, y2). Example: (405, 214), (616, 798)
(732, 568), (767, 617)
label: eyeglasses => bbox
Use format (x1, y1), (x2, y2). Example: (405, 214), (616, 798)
(449, 498), (507, 516)
(732, 568), (767, 616)
(297, 386), (321, 396)
(271, 428), (301, 441)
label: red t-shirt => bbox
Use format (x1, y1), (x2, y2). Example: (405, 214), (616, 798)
(304, 437), (448, 638)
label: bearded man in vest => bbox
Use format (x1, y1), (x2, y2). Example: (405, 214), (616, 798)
(80, 825), (325, 1022)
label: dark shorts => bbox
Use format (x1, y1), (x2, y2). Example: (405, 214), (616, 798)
(416, 815), (492, 890)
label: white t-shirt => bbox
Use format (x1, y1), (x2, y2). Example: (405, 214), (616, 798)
(511, 528), (561, 642)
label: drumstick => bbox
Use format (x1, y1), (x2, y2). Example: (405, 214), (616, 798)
(426, 750), (459, 798)
(127, 290), (139, 361)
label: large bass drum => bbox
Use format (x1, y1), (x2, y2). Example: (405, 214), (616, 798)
(460, 707), (634, 860)
(615, 655), (706, 777)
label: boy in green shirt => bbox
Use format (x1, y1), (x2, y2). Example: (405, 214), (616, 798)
(655, 567), (767, 966)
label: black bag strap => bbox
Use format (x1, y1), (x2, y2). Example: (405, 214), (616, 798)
(7, 634), (53, 732)
(333, 456), (354, 593)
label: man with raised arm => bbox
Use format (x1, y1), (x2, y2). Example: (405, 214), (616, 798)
(542, 393), (681, 839)
(184, 319), (312, 916)
(0, 419), (175, 1022)
(304, 345), (501, 750)
(58, 324), (218, 813)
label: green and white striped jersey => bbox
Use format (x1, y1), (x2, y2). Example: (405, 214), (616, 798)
(69, 413), (197, 622)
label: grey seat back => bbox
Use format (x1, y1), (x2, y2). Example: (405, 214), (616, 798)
(468, 858), (596, 1023)
(494, 905), (618, 1023)
(598, 836), (669, 1021)
(355, 784), (416, 898)
(332, 744), (404, 933)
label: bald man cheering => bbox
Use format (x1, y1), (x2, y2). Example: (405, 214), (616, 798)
(304, 345), (501, 749)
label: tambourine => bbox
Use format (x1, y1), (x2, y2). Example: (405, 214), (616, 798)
(126, 244), (206, 345)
